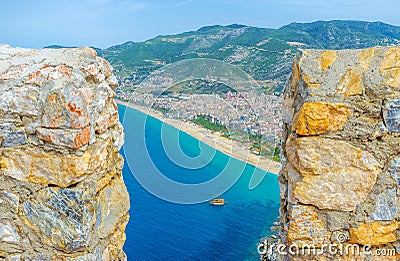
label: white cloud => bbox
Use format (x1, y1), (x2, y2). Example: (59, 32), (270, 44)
(176, 0), (193, 6)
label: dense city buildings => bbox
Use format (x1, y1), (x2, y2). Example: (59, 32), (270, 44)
(116, 88), (282, 142)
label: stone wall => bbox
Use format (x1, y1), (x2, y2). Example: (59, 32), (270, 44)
(0, 45), (129, 260)
(279, 47), (400, 260)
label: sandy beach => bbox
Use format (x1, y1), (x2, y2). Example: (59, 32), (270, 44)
(117, 100), (281, 175)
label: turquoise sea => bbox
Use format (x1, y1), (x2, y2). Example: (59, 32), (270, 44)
(118, 104), (280, 260)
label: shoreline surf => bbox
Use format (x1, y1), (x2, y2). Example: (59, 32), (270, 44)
(117, 100), (281, 175)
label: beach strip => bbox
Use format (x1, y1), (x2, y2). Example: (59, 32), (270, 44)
(117, 100), (281, 175)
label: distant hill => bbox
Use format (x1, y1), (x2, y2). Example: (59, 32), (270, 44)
(44, 45), (76, 49)
(95, 20), (400, 93)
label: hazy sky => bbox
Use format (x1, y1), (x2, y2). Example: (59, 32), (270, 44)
(1, 0), (399, 49)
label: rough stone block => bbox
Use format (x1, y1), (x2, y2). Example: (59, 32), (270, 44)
(370, 188), (397, 221)
(280, 47), (400, 259)
(336, 68), (364, 96)
(0, 45), (129, 259)
(36, 126), (90, 149)
(22, 187), (95, 252)
(287, 205), (331, 247)
(41, 87), (90, 129)
(349, 222), (398, 246)
(0, 219), (20, 244)
(380, 48), (400, 88)
(292, 102), (350, 135)
(95, 100), (119, 134)
(286, 136), (381, 211)
(318, 50), (338, 71)
(2, 131), (26, 147)
(358, 47), (375, 70)
(1, 139), (112, 187)
(383, 100), (400, 133)
(389, 158), (400, 189)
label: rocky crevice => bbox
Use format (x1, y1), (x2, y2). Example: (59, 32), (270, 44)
(0, 45), (129, 260)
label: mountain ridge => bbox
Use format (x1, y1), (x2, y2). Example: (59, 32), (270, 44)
(47, 20), (400, 93)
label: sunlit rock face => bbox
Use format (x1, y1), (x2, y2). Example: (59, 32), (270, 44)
(0, 45), (129, 260)
(277, 47), (400, 260)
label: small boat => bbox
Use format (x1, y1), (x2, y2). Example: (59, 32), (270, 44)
(210, 198), (225, 206)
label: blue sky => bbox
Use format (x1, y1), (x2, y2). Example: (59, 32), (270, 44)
(1, 0), (399, 49)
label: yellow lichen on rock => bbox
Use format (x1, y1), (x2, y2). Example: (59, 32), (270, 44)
(337, 68), (363, 96)
(379, 47), (400, 88)
(349, 222), (399, 245)
(358, 48), (375, 70)
(287, 205), (331, 247)
(1, 140), (112, 187)
(303, 74), (320, 89)
(286, 137), (382, 211)
(380, 47), (400, 73)
(381, 68), (400, 88)
(318, 50), (338, 71)
(0, 158), (7, 170)
(292, 102), (350, 135)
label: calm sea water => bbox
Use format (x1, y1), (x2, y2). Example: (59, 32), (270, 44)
(118, 104), (280, 260)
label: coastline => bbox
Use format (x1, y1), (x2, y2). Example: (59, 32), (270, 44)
(117, 100), (281, 175)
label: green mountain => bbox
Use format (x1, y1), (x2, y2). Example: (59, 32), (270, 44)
(97, 20), (400, 93)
